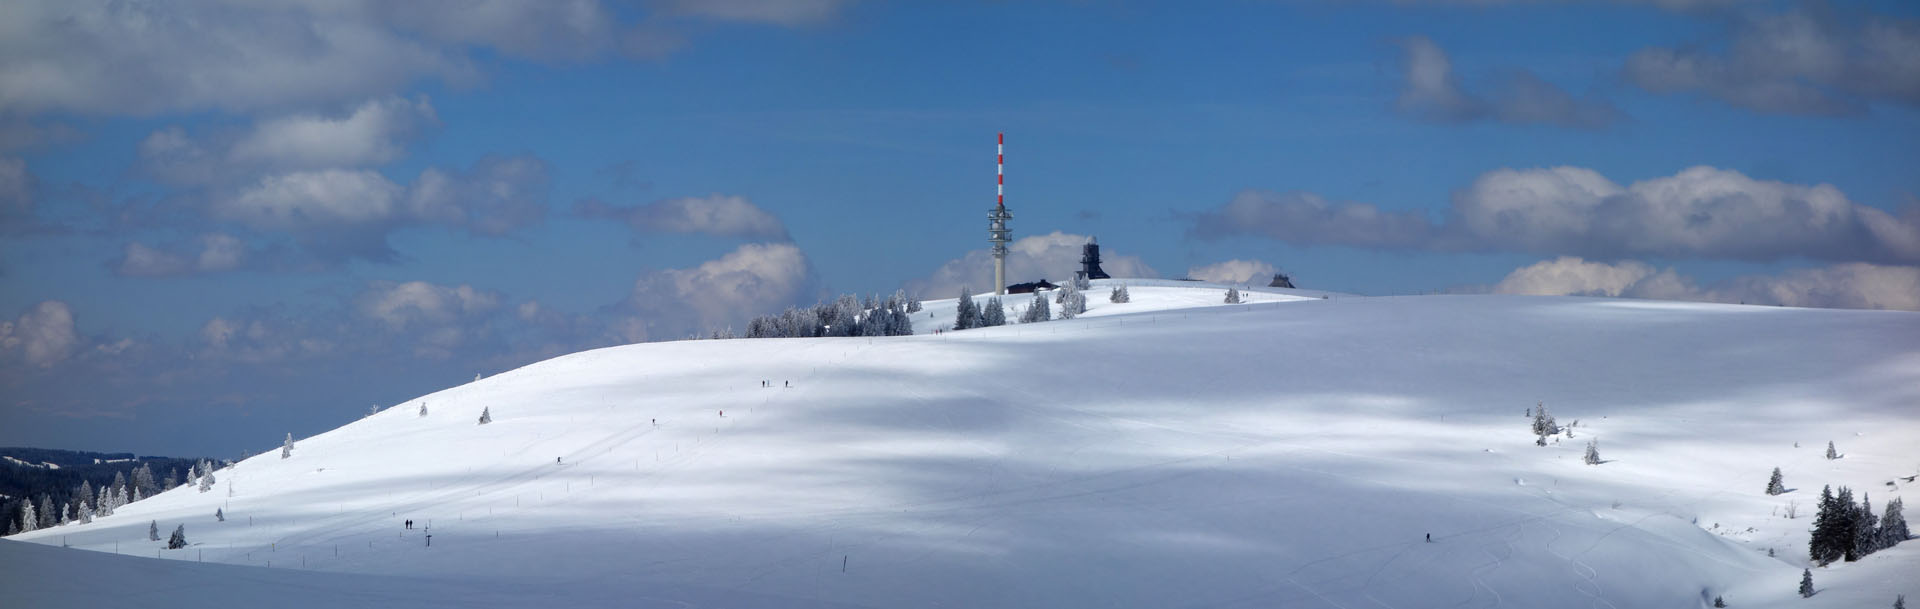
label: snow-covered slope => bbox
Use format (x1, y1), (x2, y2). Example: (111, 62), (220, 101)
(9, 282), (1918, 608)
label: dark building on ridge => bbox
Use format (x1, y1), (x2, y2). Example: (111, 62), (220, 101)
(1080, 237), (1110, 280)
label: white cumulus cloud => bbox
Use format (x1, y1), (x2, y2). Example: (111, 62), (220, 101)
(1395, 36), (1622, 129)
(1187, 259), (1280, 284)
(576, 193), (789, 241)
(1, 301), (80, 368)
(1623, 8), (1920, 115)
(228, 96), (438, 169)
(1492, 257), (1920, 311)
(115, 233), (250, 276)
(624, 242), (813, 341)
(1191, 166), (1920, 264)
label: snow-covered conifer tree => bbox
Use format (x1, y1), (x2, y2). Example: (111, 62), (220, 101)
(981, 297), (1006, 327)
(1531, 402), (1558, 438)
(953, 287), (979, 330)
(1799, 569), (1813, 597)
(149, 520), (159, 541)
(1713, 595), (1724, 607)
(1838, 486), (1862, 562)
(1826, 441), (1838, 460)
(1811, 485), (1843, 565)
(77, 481), (93, 514)
(79, 503), (92, 524)
(37, 495), (53, 529)
(479, 407), (492, 425)
(168, 524), (186, 549)
(1109, 284), (1129, 303)
(1881, 497), (1910, 549)
(132, 464), (156, 497)
(1055, 283), (1084, 319)
(1767, 467), (1785, 495)
(1224, 287), (1241, 304)
(1894, 593), (1905, 609)
(1021, 291), (1051, 323)
(18, 502), (35, 533)
(419, 402), (428, 417)
(216, 508), (224, 522)
(1583, 439), (1602, 465)
(199, 464), (214, 493)
(282, 433), (294, 459)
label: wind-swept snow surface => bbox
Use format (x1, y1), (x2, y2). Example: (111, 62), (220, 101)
(9, 283), (1918, 608)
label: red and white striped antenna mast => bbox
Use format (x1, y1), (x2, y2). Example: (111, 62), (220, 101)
(988, 132), (1013, 295)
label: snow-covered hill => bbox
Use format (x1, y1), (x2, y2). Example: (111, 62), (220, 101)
(8, 282), (1918, 608)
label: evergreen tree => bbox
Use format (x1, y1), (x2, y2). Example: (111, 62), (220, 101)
(111, 471), (128, 504)
(132, 463), (156, 497)
(79, 502), (92, 524)
(149, 520), (159, 541)
(37, 495), (53, 529)
(1838, 486), (1861, 562)
(1021, 290), (1051, 323)
(981, 297), (1006, 327)
(1224, 287), (1241, 304)
(953, 287), (979, 330)
(479, 407), (492, 425)
(1798, 569), (1813, 598)
(1811, 485), (1842, 565)
(77, 480), (93, 516)
(1056, 283), (1085, 319)
(1826, 441), (1838, 460)
(282, 433), (294, 459)
(198, 460), (216, 493)
(1713, 595), (1725, 607)
(164, 469), (178, 490)
(1109, 284), (1130, 303)
(419, 402), (428, 417)
(1766, 467), (1786, 495)
(216, 508), (225, 522)
(18, 501), (35, 533)
(1852, 491), (1878, 561)
(167, 524), (186, 549)
(1880, 497), (1910, 549)
(1894, 593), (1905, 609)
(889, 303), (914, 336)
(1583, 439), (1601, 465)
(1531, 402), (1558, 437)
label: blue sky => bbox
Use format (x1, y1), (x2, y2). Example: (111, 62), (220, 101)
(3, 0), (1917, 456)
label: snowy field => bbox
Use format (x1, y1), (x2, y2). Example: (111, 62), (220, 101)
(6, 281), (1918, 608)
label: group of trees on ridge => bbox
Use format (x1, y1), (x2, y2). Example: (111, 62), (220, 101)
(2, 448), (216, 536)
(743, 291), (923, 339)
